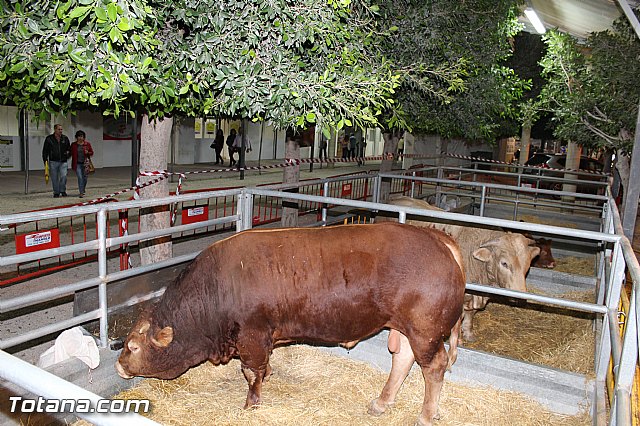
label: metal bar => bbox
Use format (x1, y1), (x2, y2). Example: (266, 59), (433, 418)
(1, 254), (197, 313)
(378, 173), (608, 201)
(465, 283), (608, 314)
(0, 311), (100, 349)
(105, 215), (238, 248)
(97, 209), (108, 348)
(247, 188), (620, 243)
(0, 350), (159, 426)
(0, 240), (98, 267)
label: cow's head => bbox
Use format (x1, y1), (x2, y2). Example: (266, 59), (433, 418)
(532, 238), (556, 269)
(115, 317), (187, 380)
(471, 233), (540, 292)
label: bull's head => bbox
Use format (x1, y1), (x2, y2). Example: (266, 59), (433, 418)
(115, 318), (187, 380)
(471, 233), (540, 292)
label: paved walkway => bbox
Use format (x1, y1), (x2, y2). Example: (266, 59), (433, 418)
(0, 159), (383, 215)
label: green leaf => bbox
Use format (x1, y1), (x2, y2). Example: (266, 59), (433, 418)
(117, 17), (131, 31)
(95, 7), (107, 22)
(68, 6), (91, 20)
(9, 62), (26, 73)
(107, 3), (118, 22)
(57, 1), (72, 19)
(306, 112), (316, 122)
(109, 27), (121, 42)
(69, 49), (86, 64)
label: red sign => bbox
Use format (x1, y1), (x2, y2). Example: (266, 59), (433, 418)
(15, 229), (61, 254)
(341, 183), (353, 197)
(181, 205), (209, 225)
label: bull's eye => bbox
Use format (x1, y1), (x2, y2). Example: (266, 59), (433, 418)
(500, 260), (509, 269)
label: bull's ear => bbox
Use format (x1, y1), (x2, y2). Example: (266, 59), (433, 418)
(151, 326), (174, 348)
(528, 246), (541, 260)
(472, 247), (492, 263)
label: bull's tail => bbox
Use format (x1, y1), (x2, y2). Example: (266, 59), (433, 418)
(447, 316), (463, 371)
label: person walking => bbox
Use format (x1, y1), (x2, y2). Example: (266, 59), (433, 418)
(42, 123), (71, 198)
(340, 136), (349, 159)
(233, 126), (252, 168)
(70, 130), (94, 198)
(358, 137), (367, 166)
(211, 129), (224, 165)
(348, 134), (357, 163)
(318, 134), (328, 162)
(226, 128), (237, 166)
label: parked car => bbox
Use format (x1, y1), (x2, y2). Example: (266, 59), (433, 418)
(523, 153), (607, 194)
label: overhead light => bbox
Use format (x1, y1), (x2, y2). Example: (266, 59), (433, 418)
(524, 7), (546, 34)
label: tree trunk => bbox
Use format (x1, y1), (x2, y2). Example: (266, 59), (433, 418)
(379, 131), (400, 203)
(616, 153), (630, 214)
(139, 115), (173, 265)
(519, 125), (532, 166)
(281, 137), (300, 227)
(562, 141), (581, 205)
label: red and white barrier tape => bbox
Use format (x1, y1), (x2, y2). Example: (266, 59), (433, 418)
(443, 152), (608, 176)
(75, 153), (431, 209)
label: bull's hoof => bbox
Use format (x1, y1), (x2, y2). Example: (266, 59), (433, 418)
(462, 333), (477, 343)
(368, 398), (393, 416)
(415, 411), (440, 425)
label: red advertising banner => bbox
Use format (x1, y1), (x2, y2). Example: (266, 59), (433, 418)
(341, 183), (353, 197)
(181, 205), (209, 225)
(15, 229), (61, 254)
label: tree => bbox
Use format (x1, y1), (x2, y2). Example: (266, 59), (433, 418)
(369, 0), (526, 199)
(0, 0), (400, 260)
(537, 14), (640, 203)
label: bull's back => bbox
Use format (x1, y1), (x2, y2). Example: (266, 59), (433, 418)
(183, 223), (465, 343)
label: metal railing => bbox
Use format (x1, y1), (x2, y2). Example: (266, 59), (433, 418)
(0, 169), (636, 425)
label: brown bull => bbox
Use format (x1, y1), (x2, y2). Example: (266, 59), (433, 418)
(384, 196), (540, 342)
(116, 223), (466, 426)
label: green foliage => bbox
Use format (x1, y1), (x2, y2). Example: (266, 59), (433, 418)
(0, 0), (399, 132)
(374, 0), (527, 140)
(538, 12), (640, 153)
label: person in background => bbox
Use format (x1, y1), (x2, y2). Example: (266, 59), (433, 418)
(70, 130), (94, 198)
(358, 137), (367, 166)
(42, 123), (71, 198)
(397, 137), (405, 156)
(233, 126), (252, 168)
(318, 134), (328, 162)
(349, 133), (357, 161)
(226, 128), (237, 166)
(212, 128), (224, 165)
(340, 136), (349, 159)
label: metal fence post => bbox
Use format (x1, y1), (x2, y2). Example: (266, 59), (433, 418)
(97, 209), (109, 349)
(236, 191), (254, 232)
(322, 182), (329, 225)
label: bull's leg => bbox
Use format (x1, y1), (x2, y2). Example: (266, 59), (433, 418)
(447, 316), (462, 371)
(461, 308), (478, 342)
(415, 341), (449, 426)
(236, 332), (272, 409)
(242, 362), (273, 383)
(369, 330), (415, 416)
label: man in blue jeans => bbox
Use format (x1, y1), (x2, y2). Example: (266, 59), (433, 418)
(42, 124), (71, 198)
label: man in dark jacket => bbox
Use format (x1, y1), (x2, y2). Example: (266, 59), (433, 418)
(42, 124), (71, 197)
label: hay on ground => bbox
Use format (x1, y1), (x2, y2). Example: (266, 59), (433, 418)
(554, 256), (597, 276)
(76, 345), (590, 426)
(465, 290), (595, 375)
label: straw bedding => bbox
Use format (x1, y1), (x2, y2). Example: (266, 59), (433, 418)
(464, 290), (595, 375)
(81, 345), (589, 425)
